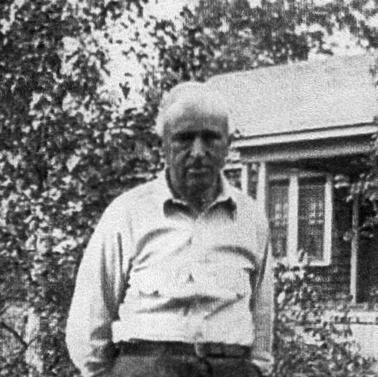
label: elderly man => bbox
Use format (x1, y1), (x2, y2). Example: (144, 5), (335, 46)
(66, 82), (274, 377)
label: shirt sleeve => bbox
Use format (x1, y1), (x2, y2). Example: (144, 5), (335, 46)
(251, 217), (275, 376)
(66, 201), (129, 377)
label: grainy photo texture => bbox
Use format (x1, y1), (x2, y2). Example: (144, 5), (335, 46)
(0, 1), (377, 377)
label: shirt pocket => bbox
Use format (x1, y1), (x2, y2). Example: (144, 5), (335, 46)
(208, 264), (252, 297)
(128, 269), (163, 298)
(128, 266), (180, 298)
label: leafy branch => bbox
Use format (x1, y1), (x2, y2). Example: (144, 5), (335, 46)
(0, 321), (28, 349)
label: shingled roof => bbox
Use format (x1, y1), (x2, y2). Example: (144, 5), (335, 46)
(207, 54), (378, 142)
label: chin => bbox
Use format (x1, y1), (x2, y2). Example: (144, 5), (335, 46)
(186, 180), (213, 195)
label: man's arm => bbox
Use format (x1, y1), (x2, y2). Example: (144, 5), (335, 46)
(66, 203), (128, 377)
(251, 221), (275, 376)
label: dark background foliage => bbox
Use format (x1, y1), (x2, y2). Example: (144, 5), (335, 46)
(273, 261), (374, 377)
(0, 0), (159, 375)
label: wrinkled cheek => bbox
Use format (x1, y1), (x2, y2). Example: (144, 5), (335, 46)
(172, 154), (188, 172)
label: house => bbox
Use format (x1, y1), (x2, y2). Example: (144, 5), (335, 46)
(208, 54), (378, 358)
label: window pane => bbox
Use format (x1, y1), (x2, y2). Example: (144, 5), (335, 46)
(224, 168), (241, 189)
(269, 182), (288, 257)
(298, 180), (325, 260)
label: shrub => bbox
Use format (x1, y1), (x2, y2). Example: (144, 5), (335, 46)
(272, 259), (374, 377)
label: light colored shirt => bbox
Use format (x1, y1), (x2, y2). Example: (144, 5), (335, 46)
(66, 172), (274, 377)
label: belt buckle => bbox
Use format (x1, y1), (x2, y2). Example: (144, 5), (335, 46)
(194, 342), (207, 359)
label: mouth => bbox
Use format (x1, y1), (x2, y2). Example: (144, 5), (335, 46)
(187, 167), (210, 175)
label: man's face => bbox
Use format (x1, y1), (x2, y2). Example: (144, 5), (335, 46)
(163, 105), (229, 198)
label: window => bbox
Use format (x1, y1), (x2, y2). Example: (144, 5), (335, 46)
(224, 163), (258, 198)
(268, 171), (332, 265)
(223, 168), (241, 189)
(269, 181), (288, 258)
(298, 178), (325, 260)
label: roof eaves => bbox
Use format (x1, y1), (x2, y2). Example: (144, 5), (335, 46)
(232, 123), (378, 148)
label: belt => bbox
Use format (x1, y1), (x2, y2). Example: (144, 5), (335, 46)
(116, 340), (251, 359)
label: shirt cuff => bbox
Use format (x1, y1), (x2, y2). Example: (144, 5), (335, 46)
(251, 351), (274, 377)
(81, 343), (118, 377)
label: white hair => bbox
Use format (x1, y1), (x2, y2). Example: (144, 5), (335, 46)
(155, 81), (235, 137)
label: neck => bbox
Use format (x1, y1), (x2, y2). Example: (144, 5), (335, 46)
(186, 184), (219, 214)
(167, 170), (220, 214)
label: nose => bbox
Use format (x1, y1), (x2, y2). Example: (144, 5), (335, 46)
(190, 136), (206, 158)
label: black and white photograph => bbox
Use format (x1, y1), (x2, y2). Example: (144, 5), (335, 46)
(0, 0), (377, 376)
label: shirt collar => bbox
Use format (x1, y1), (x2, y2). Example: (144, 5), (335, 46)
(216, 172), (238, 208)
(154, 169), (237, 213)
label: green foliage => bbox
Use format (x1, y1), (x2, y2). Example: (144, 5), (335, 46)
(0, 0), (158, 375)
(273, 260), (374, 377)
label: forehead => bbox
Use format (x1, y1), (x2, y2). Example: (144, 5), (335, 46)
(164, 100), (228, 135)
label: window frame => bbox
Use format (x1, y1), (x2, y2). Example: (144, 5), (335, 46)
(269, 169), (333, 266)
(269, 179), (289, 258)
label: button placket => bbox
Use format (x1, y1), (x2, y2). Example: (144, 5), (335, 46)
(181, 225), (195, 337)
(191, 216), (209, 344)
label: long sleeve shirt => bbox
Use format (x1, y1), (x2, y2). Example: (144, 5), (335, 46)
(66, 172), (274, 377)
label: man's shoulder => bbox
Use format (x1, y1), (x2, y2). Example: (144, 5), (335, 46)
(91, 179), (161, 233)
(231, 186), (260, 210)
(110, 178), (160, 209)
(230, 187), (268, 228)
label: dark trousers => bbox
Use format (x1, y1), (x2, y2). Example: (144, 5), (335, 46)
(109, 353), (263, 377)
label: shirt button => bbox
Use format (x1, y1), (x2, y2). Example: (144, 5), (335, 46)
(194, 330), (204, 342)
(177, 267), (194, 285)
(194, 341), (206, 358)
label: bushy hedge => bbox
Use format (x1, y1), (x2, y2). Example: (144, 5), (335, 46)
(0, 1), (159, 376)
(272, 260), (375, 377)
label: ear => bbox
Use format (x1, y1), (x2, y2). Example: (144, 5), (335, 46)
(161, 123), (169, 154)
(162, 138), (168, 158)
(226, 134), (232, 147)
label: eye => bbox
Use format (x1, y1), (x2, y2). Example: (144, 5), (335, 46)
(202, 130), (221, 143)
(172, 132), (195, 144)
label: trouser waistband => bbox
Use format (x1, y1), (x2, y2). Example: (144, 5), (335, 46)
(116, 340), (251, 359)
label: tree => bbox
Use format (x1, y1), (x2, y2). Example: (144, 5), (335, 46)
(141, 0), (377, 102)
(0, 0), (158, 375)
